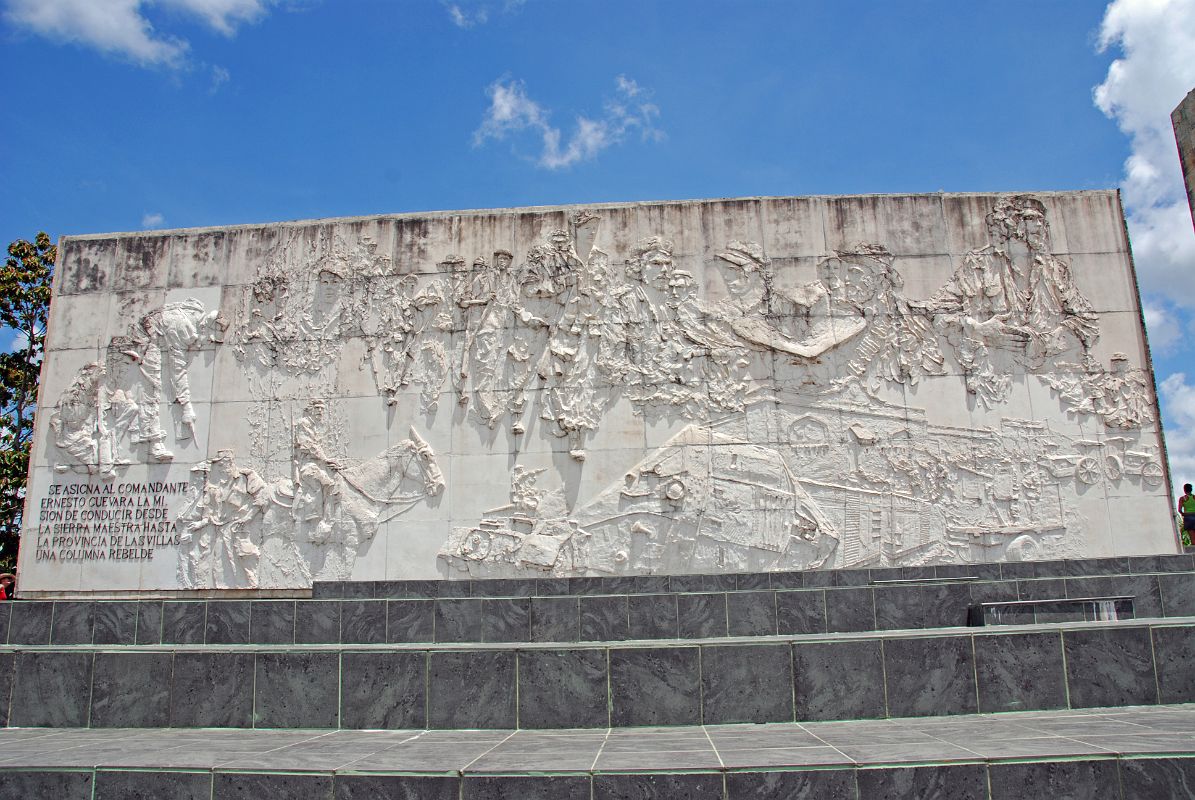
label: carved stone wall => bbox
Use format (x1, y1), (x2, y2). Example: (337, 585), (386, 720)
(19, 193), (1177, 594)
(1174, 88), (1195, 233)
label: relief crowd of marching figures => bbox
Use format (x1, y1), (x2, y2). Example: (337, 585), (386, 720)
(47, 196), (1164, 586)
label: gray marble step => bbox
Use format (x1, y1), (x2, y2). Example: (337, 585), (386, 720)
(1, 705), (1193, 799)
(2, 618), (1195, 731)
(8, 567), (1195, 646)
(313, 553), (1195, 599)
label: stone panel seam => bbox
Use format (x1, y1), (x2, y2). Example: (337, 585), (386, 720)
(3, 650), (15, 727)
(460, 729), (518, 773)
(514, 650), (520, 730)
(701, 724), (724, 769)
(1059, 629), (1073, 710)
(423, 649), (430, 731)
(879, 638), (890, 719)
(789, 641), (798, 723)
(969, 634), (984, 715)
(167, 651), (176, 735)
(1148, 624), (1162, 704)
(772, 590), (780, 636)
(85, 651), (95, 729)
(602, 645), (611, 727)
(250, 650), (258, 729)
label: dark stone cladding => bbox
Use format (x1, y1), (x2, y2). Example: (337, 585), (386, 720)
(309, 553), (1194, 598)
(8, 756), (1195, 799)
(2, 619), (1193, 731)
(12, 555), (1191, 647)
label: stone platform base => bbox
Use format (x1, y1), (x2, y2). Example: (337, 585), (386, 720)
(1, 705), (1194, 798)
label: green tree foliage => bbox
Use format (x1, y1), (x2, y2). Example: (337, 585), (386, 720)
(0, 233), (55, 571)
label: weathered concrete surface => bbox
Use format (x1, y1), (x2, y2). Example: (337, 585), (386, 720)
(1173, 88), (1195, 233)
(19, 193), (1176, 596)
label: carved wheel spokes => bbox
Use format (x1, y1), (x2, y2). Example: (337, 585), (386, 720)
(1075, 457), (1100, 485)
(461, 530), (492, 560)
(1104, 455), (1124, 482)
(1140, 461), (1164, 488)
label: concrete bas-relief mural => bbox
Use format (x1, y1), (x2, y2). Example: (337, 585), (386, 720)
(20, 193), (1176, 593)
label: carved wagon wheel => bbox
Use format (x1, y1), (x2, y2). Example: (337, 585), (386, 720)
(1075, 457), (1101, 485)
(1140, 461), (1164, 488)
(461, 530), (492, 560)
(1105, 455), (1124, 482)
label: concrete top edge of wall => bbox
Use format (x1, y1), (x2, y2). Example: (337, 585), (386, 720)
(57, 189), (1122, 244)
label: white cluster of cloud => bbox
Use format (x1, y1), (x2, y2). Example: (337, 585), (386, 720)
(442, 0), (525, 29)
(474, 76), (663, 169)
(1094, 0), (1195, 492)
(1094, 0), (1195, 300)
(1162, 374), (1195, 482)
(444, 2), (486, 28)
(1142, 300), (1184, 354)
(2, 0), (272, 68)
(210, 64), (231, 93)
(141, 212), (166, 228)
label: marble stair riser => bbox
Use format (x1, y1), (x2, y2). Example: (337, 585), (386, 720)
(8, 570), (1194, 645)
(6, 757), (1195, 800)
(2, 621), (1194, 729)
(310, 554), (1195, 599)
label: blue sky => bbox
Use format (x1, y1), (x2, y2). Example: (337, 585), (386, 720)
(2, 0), (1194, 481)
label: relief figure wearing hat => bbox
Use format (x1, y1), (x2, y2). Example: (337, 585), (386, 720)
(713, 240), (865, 360)
(929, 195), (1099, 405)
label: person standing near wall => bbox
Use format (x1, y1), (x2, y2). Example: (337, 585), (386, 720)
(1179, 484), (1195, 547)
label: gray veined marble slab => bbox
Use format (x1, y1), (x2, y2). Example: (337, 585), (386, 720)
(249, 600), (295, 644)
(9, 651), (93, 727)
(427, 651), (517, 729)
(608, 647), (701, 727)
(529, 596), (580, 643)
(169, 651), (254, 728)
(339, 650), (426, 730)
(883, 635), (979, 718)
(517, 648), (609, 729)
(973, 631), (1068, 714)
(253, 651), (340, 729)
(1062, 627), (1159, 709)
(700, 643), (793, 724)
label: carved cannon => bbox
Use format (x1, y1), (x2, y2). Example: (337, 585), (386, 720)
(1039, 452), (1101, 485)
(1102, 437), (1164, 488)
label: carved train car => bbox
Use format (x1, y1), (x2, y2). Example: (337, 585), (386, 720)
(798, 480), (949, 567)
(21, 192), (1177, 595)
(440, 424), (842, 577)
(577, 426), (841, 575)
